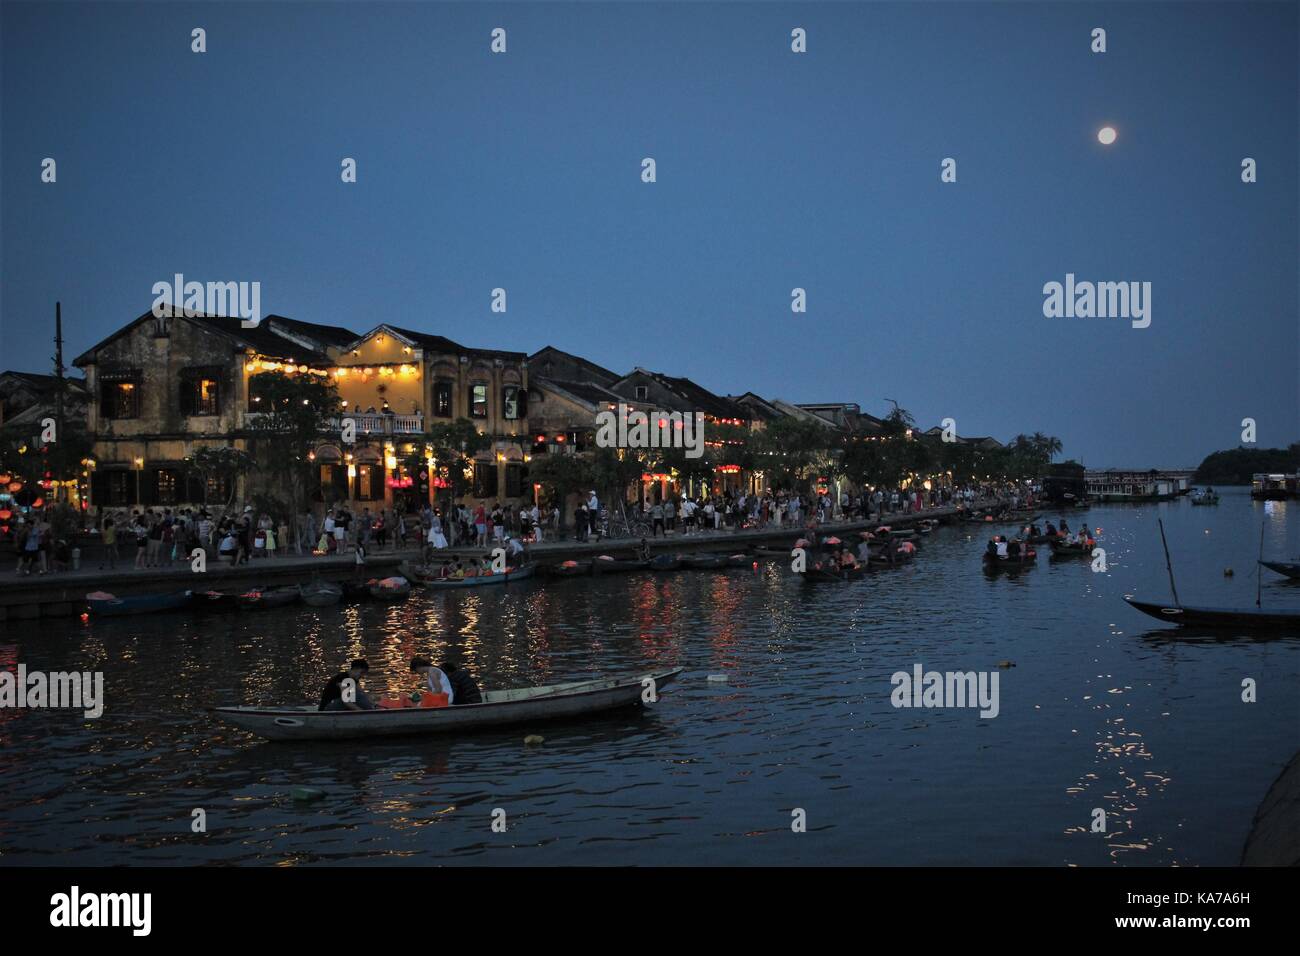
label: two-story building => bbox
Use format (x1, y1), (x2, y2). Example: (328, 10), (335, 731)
(316, 325), (532, 510)
(74, 309), (354, 510)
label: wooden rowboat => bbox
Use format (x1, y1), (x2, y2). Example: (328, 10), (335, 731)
(238, 586), (300, 610)
(421, 564), (537, 590)
(341, 581), (373, 602)
(550, 560), (592, 577)
(982, 551), (1037, 572)
(649, 554), (682, 572)
(211, 668), (683, 741)
(86, 589), (193, 617)
(750, 545), (797, 559)
(1260, 560), (1300, 580)
(1050, 540), (1093, 558)
(298, 581), (343, 607)
(369, 576), (411, 601)
(682, 553), (729, 570)
(190, 590), (241, 612)
(1124, 595), (1300, 631)
(591, 556), (649, 574)
(800, 565), (867, 583)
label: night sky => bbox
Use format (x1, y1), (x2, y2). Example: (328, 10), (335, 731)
(2, 2), (1296, 467)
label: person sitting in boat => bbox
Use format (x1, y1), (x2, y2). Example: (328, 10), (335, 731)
(995, 537), (1009, 558)
(839, 547), (858, 571)
(986, 538), (998, 558)
(857, 539), (873, 564)
(636, 538), (651, 562)
(410, 656), (454, 705)
(1044, 520), (1056, 537)
(1008, 537), (1022, 559)
(450, 559), (466, 580)
(437, 560), (453, 580)
(441, 660), (482, 705)
(318, 659), (376, 712)
(1059, 519), (1070, 534)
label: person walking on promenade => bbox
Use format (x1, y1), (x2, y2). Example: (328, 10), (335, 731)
(99, 517), (119, 570)
(131, 514), (148, 570)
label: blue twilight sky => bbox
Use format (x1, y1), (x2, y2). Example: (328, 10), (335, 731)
(2, 1), (1296, 468)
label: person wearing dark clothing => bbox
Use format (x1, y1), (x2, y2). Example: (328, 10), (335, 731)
(442, 661), (483, 705)
(318, 659), (376, 711)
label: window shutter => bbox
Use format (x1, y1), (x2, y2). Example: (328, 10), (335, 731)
(517, 388), (528, 418)
(90, 470), (108, 507)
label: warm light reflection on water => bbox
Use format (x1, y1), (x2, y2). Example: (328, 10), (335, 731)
(0, 490), (1296, 865)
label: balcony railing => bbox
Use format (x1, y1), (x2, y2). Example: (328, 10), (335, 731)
(242, 411), (425, 435)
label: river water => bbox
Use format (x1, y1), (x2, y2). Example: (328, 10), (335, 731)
(1, 488), (1297, 866)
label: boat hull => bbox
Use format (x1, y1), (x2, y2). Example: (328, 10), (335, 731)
(299, 583), (343, 607)
(1124, 596), (1300, 630)
(212, 669), (682, 741)
(592, 558), (649, 574)
(421, 564), (537, 589)
(1260, 561), (1300, 580)
(86, 590), (193, 617)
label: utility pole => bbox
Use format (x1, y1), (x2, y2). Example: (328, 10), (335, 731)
(54, 301), (65, 438)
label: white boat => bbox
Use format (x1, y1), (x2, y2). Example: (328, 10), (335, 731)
(211, 668), (682, 741)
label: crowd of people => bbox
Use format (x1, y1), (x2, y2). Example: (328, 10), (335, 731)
(10, 479), (1030, 577)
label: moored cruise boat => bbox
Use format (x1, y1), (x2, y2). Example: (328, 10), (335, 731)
(1251, 473), (1299, 500)
(1085, 471), (1178, 503)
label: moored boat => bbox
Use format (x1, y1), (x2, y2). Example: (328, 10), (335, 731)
(85, 589), (193, 617)
(550, 560), (592, 577)
(682, 553), (728, 570)
(649, 554), (682, 572)
(750, 545), (797, 559)
(591, 555), (648, 574)
(1189, 488), (1220, 506)
(238, 586), (300, 611)
(1123, 595), (1300, 631)
(298, 580), (343, 607)
(1259, 560), (1300, 581)
(211, 668), (683, 741)
(190, 589), (241, 612)
(341, 580), (373, 602)
(369, 576), (411, 601)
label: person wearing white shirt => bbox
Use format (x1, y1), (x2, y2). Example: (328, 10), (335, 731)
(410, 656), (454, 703)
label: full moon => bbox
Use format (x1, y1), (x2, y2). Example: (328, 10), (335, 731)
(1098, 126), (1117, 145)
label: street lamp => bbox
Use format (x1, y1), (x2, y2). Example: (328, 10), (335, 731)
(134, 456), (144, 504)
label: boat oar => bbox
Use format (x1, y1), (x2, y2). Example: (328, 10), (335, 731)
(1257, 520), (1265, 608)
(1157, 518), (1180, 608)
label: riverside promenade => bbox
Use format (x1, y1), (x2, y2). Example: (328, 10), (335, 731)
(0, 499), (1010, 621)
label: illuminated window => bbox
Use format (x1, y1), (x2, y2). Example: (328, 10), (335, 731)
(503, 385), (520, 420)
(470, 383), (488, 419)
(155, 469), (179, 505)
(182, 369), (221, 416)
(100, 374), (141, 419)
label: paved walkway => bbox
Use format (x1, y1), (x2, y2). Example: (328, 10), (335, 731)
(0, 498), (1021, 615)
